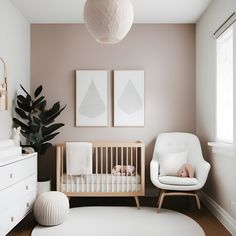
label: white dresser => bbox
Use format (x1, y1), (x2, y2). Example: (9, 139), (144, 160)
(0, 152), (37, 236)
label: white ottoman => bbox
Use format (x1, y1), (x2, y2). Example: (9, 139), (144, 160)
(34, 191), (69, 226)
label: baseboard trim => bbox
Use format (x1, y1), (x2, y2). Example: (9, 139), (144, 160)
(200, 191), (236, 236)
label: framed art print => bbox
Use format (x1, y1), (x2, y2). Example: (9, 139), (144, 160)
(114, 70), (145, 126)
(76, 70), (108, 126)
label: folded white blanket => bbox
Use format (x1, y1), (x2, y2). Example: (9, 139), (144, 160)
(66, 142), (92, 175)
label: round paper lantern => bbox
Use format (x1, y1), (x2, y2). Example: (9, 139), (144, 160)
(84, 0), (134, 44)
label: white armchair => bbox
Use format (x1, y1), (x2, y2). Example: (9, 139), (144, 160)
(150, 132), (210, 212)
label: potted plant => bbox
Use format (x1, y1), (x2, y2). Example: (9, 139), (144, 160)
(13, 85), (66, 193)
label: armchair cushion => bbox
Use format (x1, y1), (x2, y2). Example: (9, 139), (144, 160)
(159, 176), (198, 186)
(159, 151), (188, 176)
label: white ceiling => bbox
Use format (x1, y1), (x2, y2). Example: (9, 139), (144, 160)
(10, 0), (212, 24)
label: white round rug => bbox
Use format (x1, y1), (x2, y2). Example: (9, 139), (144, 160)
(32, 207), (205, 236)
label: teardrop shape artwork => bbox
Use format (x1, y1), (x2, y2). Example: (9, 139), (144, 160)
(114, 70), (145, 127)
(76, 70), (108, 126)
(79, 81), (106, 118)
(118, 80), (143, 115)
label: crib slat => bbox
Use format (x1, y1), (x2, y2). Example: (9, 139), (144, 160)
(96, 147), (98, 192)
(66, 175), (68, 192)
(121, 147), (123, 192)
(141, 144), (145, 194)
(101, 147), (103, 192)
(116, 147), (118, 192)
(131, 147), (133, 192)
(105, 147), (107, 192)
(56, 145), (61, 191)
(126, 147), (128, 192)
(111, 147), (113, 192)
(71, 175), (73, 192)
(80, 176), (82, 193)
(136, 147), (138, 192)
(86, 172), (88, 192)
(76, 175), (78, 192)
(91, 159), (93, 192)
(61, 146), (63, 192)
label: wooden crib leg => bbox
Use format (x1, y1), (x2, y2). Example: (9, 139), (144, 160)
(134, 196), (140, 209)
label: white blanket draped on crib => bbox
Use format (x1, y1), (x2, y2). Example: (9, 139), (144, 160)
(66, 142), (92, 175)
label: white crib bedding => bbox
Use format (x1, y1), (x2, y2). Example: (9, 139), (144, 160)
(61, 174), (142, 193)
(61, 183), (142, 193)
(62, 174), (141, 184)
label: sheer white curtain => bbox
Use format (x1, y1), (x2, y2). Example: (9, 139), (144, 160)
(216, 25), (234, 143)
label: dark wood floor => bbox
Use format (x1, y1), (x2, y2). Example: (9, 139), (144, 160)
(7, 196), (231, 236)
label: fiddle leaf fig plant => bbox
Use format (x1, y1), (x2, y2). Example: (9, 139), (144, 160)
(13, 84), (66, 155)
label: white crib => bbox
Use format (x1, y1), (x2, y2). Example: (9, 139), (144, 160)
(56, 142), (145, 208)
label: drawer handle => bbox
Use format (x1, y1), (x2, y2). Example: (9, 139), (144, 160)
(11, 217), (14, 222)
(27, 202), (30, 208)
(10, 173), (13, 179)
(26, 185), (29, 190)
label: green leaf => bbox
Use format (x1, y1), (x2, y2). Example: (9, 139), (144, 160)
(38, 100), (46, 111)
(32, 96), (45, 109)
(17, 100), (31, 113)
(15, 108), (29, 120)
(12, 118), (30, 131)
(26, 94), (32, 103)
(29, 122), (40, 133)
(33, 116), (41, 125)
(34, 85), (42, 98)
(28, 133), (43, 144)
(42, 123), (64, 136)
(43, 132), (59, 142)
(43, 105), (66, 125)
(20, 84), (31, 99)
(46, 102), (60, 118)
(17, 95), (29, 105)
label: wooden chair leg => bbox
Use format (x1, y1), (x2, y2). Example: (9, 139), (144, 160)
(195, 191), (201, 210)
(134, 196), (140, 209)
(157, 189), (164, 206)
(157, 190), (165, 213)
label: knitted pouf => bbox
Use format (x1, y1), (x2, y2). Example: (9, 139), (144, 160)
(34, 191), (69, 226)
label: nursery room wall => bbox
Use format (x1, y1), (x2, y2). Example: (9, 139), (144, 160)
(0, 0), (30, 139)
(30, 24), (196, 191)
(196, 0), (236, 226)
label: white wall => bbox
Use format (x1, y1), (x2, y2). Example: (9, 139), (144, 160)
(196, 0), (236, 229)
(0, 0), (30, 139)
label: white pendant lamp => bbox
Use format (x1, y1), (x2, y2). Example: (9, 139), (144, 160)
(84, 0), (134, 44)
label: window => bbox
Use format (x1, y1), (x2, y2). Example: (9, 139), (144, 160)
(216, 26), (234, 143)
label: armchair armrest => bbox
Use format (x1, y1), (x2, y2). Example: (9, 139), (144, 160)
(195, 160), (211, 188)
(150, 153), (160, 187)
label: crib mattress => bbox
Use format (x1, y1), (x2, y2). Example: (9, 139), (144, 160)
(61, 174), (141, 193)
(61, 183), (142, 193)
(62, 174), (141, 184)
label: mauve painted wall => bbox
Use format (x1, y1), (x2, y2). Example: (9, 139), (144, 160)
(31, 24), (196, 192)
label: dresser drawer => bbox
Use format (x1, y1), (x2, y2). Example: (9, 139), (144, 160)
(0, 192), (36, 236)
(0, 155), (36, 191)
(0, 174), (36, 213)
